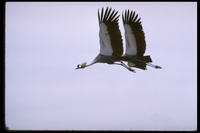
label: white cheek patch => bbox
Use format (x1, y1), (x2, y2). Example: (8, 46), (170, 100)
(80, 62), (87, 68)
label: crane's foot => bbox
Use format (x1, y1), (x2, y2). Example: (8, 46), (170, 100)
(128, 67), (136, 73)
(155, 65), (162, 69)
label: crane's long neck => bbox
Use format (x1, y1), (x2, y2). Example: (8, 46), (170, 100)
(85, 62), (95, 68)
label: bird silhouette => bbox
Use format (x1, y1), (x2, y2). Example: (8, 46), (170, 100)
(76, 7), (135, 72)
(76, 7), (162, 72)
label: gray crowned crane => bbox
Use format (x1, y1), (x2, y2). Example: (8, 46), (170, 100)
(121, 9), (162, 70)
(76, 7), (135, 72)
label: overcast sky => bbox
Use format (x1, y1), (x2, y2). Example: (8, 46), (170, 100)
(5, 2), (197, 131)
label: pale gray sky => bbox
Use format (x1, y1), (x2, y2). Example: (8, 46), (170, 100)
(5, 2), (197, 131)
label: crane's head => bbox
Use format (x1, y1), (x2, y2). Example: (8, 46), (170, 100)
(76, 62), (87, 69)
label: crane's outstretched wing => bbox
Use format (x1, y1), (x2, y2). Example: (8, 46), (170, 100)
(122, 10), (146, 56)
(98, 7), (123, 57)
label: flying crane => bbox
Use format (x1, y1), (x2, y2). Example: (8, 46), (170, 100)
(76, 7), (135, 72)
(76, 7), (162, 72)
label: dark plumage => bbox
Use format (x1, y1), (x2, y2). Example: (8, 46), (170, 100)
(121, 9), (161, 70)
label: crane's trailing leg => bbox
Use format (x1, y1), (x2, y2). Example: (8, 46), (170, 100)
(148, 63), (162, 69)
(120, 61), (136, 72)
(114, 61), (136, 73)
(147, 63), (162, 69)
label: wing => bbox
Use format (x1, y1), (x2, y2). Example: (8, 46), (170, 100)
(98, 7), (123, 57)
(122, 10), (146, 56)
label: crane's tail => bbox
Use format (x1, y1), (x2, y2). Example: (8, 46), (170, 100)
(142, 55), (152, 63)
